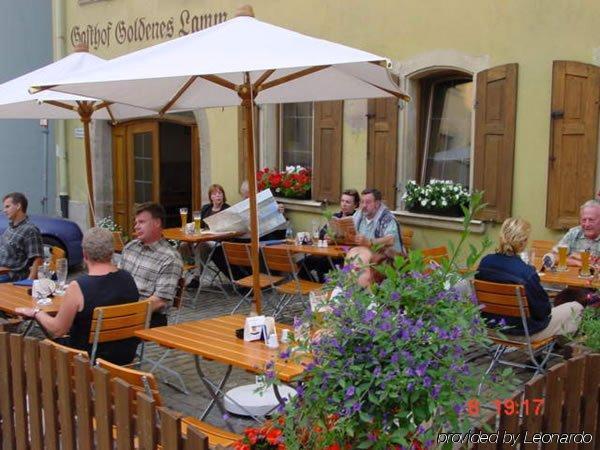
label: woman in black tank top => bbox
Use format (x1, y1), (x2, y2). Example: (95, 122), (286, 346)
(15, 228), (141, 365)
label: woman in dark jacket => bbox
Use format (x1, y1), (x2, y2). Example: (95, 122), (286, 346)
(476, 217), (583, 340)
(200, 183), (230, 224)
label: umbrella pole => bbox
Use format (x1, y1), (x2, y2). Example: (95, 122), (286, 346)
(80, 107), (96, 227)
(241, 75), (262, 315)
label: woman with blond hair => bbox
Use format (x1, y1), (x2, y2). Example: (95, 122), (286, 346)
(476, 217), (583, 340)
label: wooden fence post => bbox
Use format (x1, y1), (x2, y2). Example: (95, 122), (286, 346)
(0, 333), (15, 450)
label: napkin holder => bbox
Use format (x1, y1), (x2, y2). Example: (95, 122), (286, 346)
(243, 315), (276, 342)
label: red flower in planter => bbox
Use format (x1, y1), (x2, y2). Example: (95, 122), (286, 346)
(235, 423), (284, 449)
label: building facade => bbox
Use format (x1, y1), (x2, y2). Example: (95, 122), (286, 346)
(0, 0), (54, 215)
(55, 0), (600, 248)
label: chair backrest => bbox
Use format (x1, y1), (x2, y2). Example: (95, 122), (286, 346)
(43, 338), (88, 360)
(113, 231), (125, 253)
(473, 279), (530, 318)
(172, 277), (185, 311)
(222, 242), (252, 268)
(261, 246), (298, 274)
(422, 246), (449, 264)
(47, 246), (66, 272)
(401, 226), (413, 250)
(531, 239), (555, 256)
(96, 358), (163, 407)
(89, 300), (151, 344)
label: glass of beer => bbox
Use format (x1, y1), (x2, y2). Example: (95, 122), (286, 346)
(580, 249), (591, 277)
(557, 245), (569, 271)
(193, 211), (202, 234)
(179, 207), (188, 231)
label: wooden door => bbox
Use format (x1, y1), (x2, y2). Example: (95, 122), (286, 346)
(367, 98), (398, 206)
(546, 61), (600, 229)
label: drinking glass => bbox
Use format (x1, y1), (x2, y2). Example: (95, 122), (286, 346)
(557, 245), (569, 271)
(312, 219), (320, 242)
(55, 258), (68, 295)
(37, 263), (49, 280)
(193, 211), (202, 234)
(580, 249), (591, 277)
(179, 207), (188, 230)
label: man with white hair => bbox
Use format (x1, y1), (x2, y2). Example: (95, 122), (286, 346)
(554, 199), (600, 266)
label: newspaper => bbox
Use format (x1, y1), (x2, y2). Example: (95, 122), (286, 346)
(203, 189), (286, 237)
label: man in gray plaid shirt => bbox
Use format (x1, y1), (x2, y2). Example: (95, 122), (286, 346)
(119, 202), (183, 328)
(0, 192), (43, 281)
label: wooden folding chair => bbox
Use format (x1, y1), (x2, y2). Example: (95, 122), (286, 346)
(144, 278), (190, 394)
(97, 358), (243, 447)
(401, 226), (414, 251)
(222, 241), (283, 314)
(422, 245), (449, 264)
(88, 299), (151, 365)
(473, 280), (558, 391)
(261, 246), (323, 318)
(112, 231), (125, 254)
(530, 239), (555, 257)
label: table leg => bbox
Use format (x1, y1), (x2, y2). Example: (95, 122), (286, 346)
(192, 243), (230, 303)
(194, 356), (264, 427)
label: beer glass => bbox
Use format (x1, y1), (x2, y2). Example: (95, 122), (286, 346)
(557, 245), (569, 271)
(179, 207), (188, 230)
(55, 258), (68, 295)
(580, 249), (591, 277)
(193, 211), (202, 234)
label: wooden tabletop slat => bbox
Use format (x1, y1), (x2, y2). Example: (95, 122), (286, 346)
(136, 315), (305, 382)
(534, 258), (600, 289)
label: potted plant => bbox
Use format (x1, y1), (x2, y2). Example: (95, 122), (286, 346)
(257, 166), (312, 200)
(402, 179), (470, 217)
(261, 193), (513, 449)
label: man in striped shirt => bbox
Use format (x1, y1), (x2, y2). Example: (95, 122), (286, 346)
(119, 202), (183, 328)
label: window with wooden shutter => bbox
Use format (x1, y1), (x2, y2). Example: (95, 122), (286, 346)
(473, 63), (518, 222)
(237, 106), (259, 188)
(546, 61), (600, 229)
(312, 101), (343, 203)
(367, 98), (398, 206)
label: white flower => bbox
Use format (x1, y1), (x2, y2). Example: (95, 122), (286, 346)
(442, 200), (448, 207)
(431, 200), (437, 206)
(421, 199), (428, 206)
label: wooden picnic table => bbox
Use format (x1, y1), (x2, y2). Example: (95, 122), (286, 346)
(0, 283), (61, 316)
(536, 263), (600, 289)
(267, 242), (348, 259)
(163, 228), (244, 299)
(162, 228), (242, 243)
(136, 314), (306, 429)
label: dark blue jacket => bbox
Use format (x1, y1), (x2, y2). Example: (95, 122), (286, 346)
(476, 253), (551, 335)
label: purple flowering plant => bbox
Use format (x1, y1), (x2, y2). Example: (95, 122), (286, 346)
(263, 192), (515, 449)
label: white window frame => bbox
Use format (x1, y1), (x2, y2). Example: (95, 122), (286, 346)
(278, 102), (315, 172)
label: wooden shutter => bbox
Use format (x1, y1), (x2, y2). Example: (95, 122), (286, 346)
(546, 61), (600, 229)
(473, 63), (518, 222)
(367, 98), (398, 206)
(237, 106), (259, 188)
(111, 125), (129, 233)
(312, 101), (343, 203)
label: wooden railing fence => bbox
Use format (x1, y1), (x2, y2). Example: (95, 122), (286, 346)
(471, 353), (599, 449)
(0, 333), (231, 450)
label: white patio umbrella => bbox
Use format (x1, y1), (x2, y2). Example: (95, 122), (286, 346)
(35, 5), (409, 313)
(0, 43), (154, 225)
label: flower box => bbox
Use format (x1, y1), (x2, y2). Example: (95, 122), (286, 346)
(403, 179), (470, 217)
(257, 166), (312, 200)
(408, 204), (464, 217)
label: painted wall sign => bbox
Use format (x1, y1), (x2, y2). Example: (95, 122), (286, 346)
(70, 9), (228, 49)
